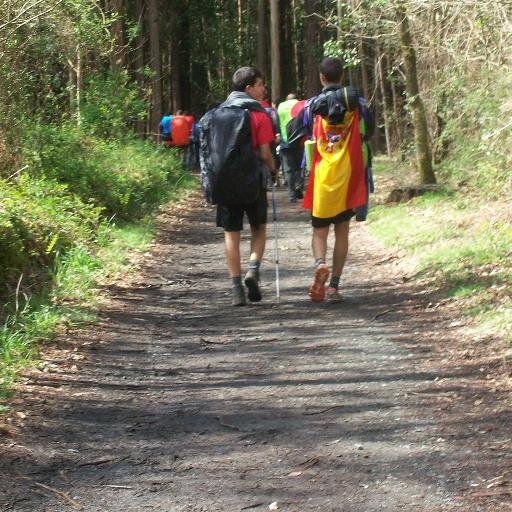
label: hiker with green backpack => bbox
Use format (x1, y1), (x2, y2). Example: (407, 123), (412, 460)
(277, 93), (304, 202)
(198, 66), (276, 306)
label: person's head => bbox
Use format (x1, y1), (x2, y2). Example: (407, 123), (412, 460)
(319, 57), (344, 85)
(232, 66), (265, 101)
(286, 93), (297, 101)
(176, 109), (183, 116)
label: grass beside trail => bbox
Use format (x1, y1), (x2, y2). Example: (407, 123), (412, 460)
(0, 130), (197, 404)
(367, 156), (512, 343)
(0, 218), (163, 405)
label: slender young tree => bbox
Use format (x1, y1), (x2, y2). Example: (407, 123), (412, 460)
(396, 4), (436, 184)
(170, 8), (182, 113)
(270, 0), (281, 102)
(304, 0), (321, 97)
(376, 43), (392, 157)
(108, 0), (125, 70)
(257, 0), (267, 78)
(133, 0), (146, 136)
(148, 0), (162, 137)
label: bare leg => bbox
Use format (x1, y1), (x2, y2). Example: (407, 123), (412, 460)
(224, 231), (241, 277)
(332, 221), (350, 277)
(312, 226), (330, 262)
(309, 225), (330, 302)
(249, 223), (267, 262)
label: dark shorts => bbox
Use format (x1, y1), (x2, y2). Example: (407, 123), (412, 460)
(216, 191), (268, 232)
(311, 209), (355, 228)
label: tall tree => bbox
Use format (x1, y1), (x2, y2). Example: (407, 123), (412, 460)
(108, 0), (125, 70)
(396, 4), (436, 184)
(304, 0), (321, 96)
(170, 7), (182, 112)
(133, 0), (146, 135)
(270, 0), (281, 102)
(148, 0), (162, 136)
(376, 43), (392, 157)
(257, 0), (267, 77)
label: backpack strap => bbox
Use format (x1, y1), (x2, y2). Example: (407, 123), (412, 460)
(302, 96), (317, 136)
(343, 88), (349, 110)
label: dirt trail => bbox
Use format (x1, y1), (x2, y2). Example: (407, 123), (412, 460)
(1, 190), (511, 512)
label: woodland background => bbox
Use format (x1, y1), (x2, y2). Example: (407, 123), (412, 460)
(0, 0), (511, 392)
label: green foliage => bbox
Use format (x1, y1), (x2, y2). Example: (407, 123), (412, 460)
(21, 123), (189, 219)
(323, 39), (360, 68)
(0, 176), (102, 288)
(367, 179), (512, 342)
(80, 71), (149, 139)
(0, 0), (112, 132)
(0, 216), (156, 400)
(434, 68), (512, 195)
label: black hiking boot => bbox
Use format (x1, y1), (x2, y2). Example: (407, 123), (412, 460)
(244, 269), (262, 302)
(232, 285), (247, 306)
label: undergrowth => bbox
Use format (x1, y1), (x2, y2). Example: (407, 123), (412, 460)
(0, 126), (195, 402)
(368, 172), (512, 343)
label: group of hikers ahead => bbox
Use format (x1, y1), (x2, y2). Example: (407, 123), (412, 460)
(197, 57), (374, 307)
(158, 110), (200, 169)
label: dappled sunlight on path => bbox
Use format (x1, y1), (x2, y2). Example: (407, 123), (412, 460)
(1, 190), (510, 512)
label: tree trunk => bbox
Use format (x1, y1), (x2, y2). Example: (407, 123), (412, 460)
(200, 14), (214, 101)
(396, 5), (436, 184)
(76, 49), (82, 128)
(237, 0), (243, 61)
(257, 0), (267, 77)
(270, 0), (281, 102)
(389, 57), (403, 156)
(291, 0), (300, 92)
(108, 0), (124, 70)
(170, 8), (181, 113)
(376, 44), (392, 158)
(358, 36), (369, 100)
(337, 0), (343, 41)
(304, 0), (321, 97)
(134, 0), (146, 136)
(148, 0), (162, 139)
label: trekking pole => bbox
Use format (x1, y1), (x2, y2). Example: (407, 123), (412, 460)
(271, 182), (281, 304)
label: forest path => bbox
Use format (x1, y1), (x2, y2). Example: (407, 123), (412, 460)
(1, 190), (510, 512)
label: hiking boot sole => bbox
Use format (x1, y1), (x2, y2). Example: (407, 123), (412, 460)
(244, 273), (262, 302)
(309, 265), (330, 303)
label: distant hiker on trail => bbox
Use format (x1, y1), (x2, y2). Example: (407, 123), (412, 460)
(158, 112), (173, 145)
(301, 57), (373, 304)
(184, 111), (195, 133)
(170, 110), (191, 148)
(183, 111), (198, 170)
(198, 66), (276, 306)
(259, 97), (280, 174)
(187, 119), (201, 170)
(277, 93), (304, 202)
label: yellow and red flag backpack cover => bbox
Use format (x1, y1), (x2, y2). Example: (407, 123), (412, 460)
(302, 108), (366, 218)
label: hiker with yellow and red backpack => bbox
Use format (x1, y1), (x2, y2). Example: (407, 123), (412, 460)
(299, 57), (374, 304)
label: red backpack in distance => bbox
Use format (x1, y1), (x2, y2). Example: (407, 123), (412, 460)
(170, 116), (190, 147)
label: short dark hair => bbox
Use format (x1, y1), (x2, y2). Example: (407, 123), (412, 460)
(319, 57), (344, 83)
(232, 66), (263, 91)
